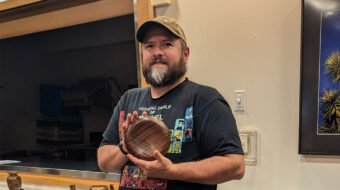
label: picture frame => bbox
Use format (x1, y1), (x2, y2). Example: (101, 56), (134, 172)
(299, 0), (340, 154)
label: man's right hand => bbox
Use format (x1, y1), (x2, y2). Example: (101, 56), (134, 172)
(97, 110), (148, 172)
(119, 111), (148, 154)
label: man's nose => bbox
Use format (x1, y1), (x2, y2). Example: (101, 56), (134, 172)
(152, 47), (164, 57)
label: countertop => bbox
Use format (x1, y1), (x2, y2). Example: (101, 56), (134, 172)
(0, 157), (120, 181)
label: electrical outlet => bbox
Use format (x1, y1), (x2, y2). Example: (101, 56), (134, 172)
(239, 128), (257, 165)
(240, 133), (249, 154)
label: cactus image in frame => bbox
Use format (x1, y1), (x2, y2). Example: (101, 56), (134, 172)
(318, 10), (340, 134)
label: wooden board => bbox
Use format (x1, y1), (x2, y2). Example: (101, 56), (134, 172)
(0, 0), (100, 23)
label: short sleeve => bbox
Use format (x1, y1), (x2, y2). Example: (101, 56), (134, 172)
(195, 98), (244, 157)
(99, 98), (123, 146)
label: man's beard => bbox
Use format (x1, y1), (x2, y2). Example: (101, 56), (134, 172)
(142, 55), (187, 88)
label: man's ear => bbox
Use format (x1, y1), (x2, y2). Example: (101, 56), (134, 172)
(184, 46), (190, 64)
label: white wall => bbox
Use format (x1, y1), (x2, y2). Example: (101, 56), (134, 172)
(156, 0), (340, 190)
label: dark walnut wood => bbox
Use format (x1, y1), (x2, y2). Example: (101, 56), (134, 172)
(125, 116), (170, 161)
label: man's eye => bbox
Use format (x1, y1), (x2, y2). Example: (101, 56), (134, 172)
(164, 43), (173, 47)
(145, 44), (153, 48)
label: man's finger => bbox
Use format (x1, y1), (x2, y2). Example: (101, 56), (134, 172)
(119, 111), (125, 124)
(126, 113), (132, 124)
(153, 150), (163, 161)
(142, 111), (147, 117)
(132, 111), (139, 120)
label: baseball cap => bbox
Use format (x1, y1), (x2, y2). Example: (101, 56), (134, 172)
(136, 16), (187, 44)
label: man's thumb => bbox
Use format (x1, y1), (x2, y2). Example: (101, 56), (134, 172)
(153, 150), (162, 160)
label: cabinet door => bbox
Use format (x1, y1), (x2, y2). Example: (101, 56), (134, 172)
(0, 41), (3, 155)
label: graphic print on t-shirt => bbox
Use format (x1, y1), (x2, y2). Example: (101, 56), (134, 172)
(118, 106), (194, 188)
(120, 165), (167, 189)
(138, 104), (172, 121)
(168, 107), (193, 154)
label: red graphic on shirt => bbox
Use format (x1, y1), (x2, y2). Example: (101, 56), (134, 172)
(120, 165), (167, 190)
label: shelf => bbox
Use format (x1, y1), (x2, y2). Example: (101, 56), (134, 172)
(0, 0), (100, 23)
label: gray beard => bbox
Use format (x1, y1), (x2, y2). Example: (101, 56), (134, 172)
(143, 60), (187, 88)
(142, 52), (187, 88)
(150, 67), (165, 85)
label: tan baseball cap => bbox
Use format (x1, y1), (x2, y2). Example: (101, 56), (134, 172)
(136, 16), (187, 44)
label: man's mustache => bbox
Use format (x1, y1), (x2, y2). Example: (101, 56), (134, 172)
(151, 57), (169, 65)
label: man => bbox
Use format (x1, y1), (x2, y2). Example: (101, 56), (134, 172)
(97, 16), (245, 190)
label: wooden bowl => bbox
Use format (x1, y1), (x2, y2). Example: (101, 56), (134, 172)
(125, 116), (170, 161)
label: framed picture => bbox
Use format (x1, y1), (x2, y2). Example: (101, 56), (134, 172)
(299, 0), (340, 154)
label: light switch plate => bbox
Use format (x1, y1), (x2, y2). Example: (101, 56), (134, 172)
(234, 90), (245, 112)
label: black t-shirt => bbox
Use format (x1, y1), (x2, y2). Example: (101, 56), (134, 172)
(100, 79), (243, 190)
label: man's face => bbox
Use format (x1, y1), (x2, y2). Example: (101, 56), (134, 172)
(141, 26), (189, 87)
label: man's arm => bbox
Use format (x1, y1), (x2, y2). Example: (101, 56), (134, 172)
(172, 154), (245, 184)
(97, 145), (128, 172)
(128, 150), (245, 184)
